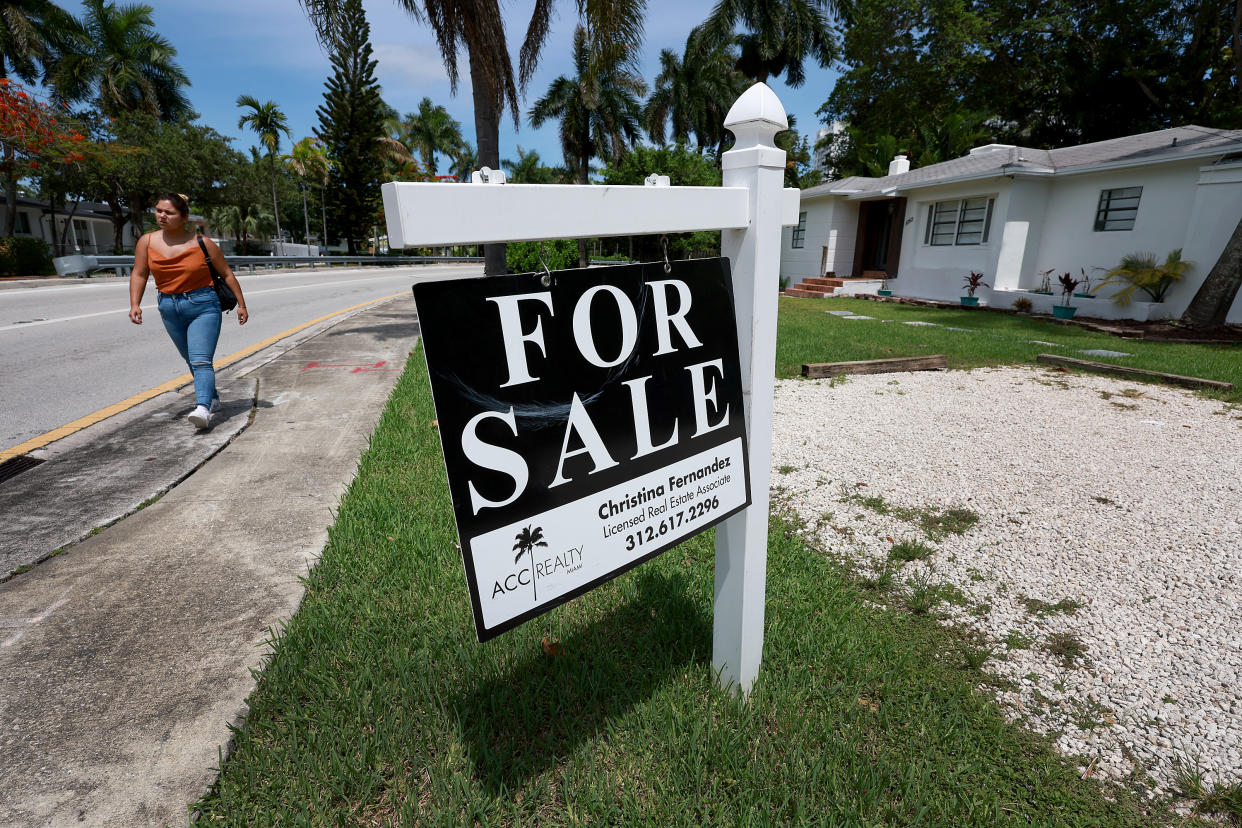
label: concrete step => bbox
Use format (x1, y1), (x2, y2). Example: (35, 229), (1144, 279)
(792, 282), (836, 295)
(803, 276), (845, 288)
(783, 288), (828, 299)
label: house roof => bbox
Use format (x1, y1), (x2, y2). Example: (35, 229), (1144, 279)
(1, 194), (116, 219)
(801, 125), (1242, 201)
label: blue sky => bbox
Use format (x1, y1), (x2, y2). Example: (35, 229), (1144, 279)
(152, 0), (841, 173)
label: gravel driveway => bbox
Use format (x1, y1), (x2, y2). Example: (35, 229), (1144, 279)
(771, 365), (1242, 802)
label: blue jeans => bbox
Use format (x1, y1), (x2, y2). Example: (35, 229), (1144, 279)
(157, 286), (221, 408)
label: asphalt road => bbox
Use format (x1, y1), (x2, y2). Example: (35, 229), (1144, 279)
(0, 263), (481, 451)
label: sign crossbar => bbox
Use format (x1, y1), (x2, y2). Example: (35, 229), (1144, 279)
(383, 183), (759, 248)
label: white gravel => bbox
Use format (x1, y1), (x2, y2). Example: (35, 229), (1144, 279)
(770, 365), (1242, 801)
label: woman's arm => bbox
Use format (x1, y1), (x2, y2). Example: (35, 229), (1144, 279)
(129, 234), (150, 325)
(204, 236), (248, 325)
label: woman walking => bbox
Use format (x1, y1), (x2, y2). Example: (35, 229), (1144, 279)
(128, 193), (249, 429)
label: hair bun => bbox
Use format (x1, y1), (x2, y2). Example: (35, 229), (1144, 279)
(177, 193), (189, 202)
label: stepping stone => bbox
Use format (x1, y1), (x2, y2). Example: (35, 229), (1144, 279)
(826, 310), (855, 316)
(942, 326), (975, 332)
(1028, 340), (1061, 347)
(1078, 349), (1131, 357)
(842, 314), (875, 320)
(902, 320), (937, 327)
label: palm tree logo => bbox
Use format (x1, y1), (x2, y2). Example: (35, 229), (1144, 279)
(512, 525), (547, 600)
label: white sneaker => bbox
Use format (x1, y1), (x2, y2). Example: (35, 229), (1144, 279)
(188, 405), (211, 429)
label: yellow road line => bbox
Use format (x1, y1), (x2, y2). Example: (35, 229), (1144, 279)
(1, 292), (406, 463)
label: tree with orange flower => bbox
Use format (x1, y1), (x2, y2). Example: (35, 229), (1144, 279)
(0, 79), (92, 237)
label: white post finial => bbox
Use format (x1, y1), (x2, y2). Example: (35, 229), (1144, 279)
(723, 82), (789, 150)
(713, 82), (789, 696)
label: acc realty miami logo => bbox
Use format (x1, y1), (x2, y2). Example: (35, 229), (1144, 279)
(492, 524), (584, 601)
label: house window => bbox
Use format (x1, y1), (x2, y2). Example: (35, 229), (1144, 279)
(923, 197), (993, 246)
(791, 211), (806, 248)
(1094, 186), (1141, 231)
(14, 212), (31, 234)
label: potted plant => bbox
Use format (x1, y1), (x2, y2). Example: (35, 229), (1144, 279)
(1094, 249), (1191, 305)
(961, 271), (988, 306)
(1073, 267), (1094, 299)
(877, 278), (892, 297)
(1030, 268), (1054, 295)
(1053, 271), (1080, 319)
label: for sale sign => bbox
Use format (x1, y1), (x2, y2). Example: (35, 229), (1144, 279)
(414, 258), (751, 641)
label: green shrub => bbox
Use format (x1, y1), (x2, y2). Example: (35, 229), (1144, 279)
(505, 239), (579, 273)
(0, 237), (54, 276)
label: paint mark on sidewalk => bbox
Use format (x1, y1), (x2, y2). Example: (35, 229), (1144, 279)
(302, 360), (395, 372)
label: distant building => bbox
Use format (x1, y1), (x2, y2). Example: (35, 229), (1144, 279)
(814, 121), (847, 178)
(0, 196), (139, 255)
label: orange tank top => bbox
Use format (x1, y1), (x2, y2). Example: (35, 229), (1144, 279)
(148, 241), (213, 294)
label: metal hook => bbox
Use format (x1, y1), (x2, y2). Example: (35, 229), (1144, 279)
(660, 235), (671, 274)
(538, 240), (553, 287)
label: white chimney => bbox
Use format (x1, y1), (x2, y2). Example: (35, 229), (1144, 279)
(888, 154), (910, 176)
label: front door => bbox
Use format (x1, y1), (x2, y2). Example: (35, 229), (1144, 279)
(852, 198), (906, 277)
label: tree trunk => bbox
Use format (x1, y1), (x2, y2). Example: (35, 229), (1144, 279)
(106, 198), (126, 253)
(320, 187), (328, 250)
(301, 184), (310, 246)
(270, 153), (282, 252)
(576, 155), (590, 268)
(468, 49), (506, 275)
(3, 144), (17, 238)
(1179, 215), (1242, 329)
(0, 62), (12, 238)
(48, 200), (61, 254)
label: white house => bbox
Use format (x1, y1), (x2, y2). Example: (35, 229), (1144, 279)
(781, 126), (1242, 323)
(0, 196), (139, 256)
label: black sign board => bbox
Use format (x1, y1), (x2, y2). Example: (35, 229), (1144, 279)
(414, 258), (751, 641)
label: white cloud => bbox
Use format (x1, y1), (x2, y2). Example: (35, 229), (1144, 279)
(372, 42), (452, 86)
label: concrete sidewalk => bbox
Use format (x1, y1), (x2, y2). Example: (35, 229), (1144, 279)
(0, 295), (420, 826)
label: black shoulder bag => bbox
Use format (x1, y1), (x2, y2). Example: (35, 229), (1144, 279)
(197, 235), (238, 313)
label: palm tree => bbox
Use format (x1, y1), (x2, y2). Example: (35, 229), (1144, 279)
(530, 25), (645, 267)
(645, 26), (746, 156)
(207, 203), (274, 256)
(0, 0), (63, 82)
(283, 136), (332, 249)
(450, 145), (476, 183)
(237, 95), (292, 249)
(297, 0), (647, 275)
(502, 146), (553, 183)
(512, 525), (547, 599)
(399, 97), (465, 176)
(45, 0), (190, 119)
(701, 0), (843, 87)
(284, 136), (333, 246)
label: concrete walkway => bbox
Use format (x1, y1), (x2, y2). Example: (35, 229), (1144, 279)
(0, 296), (419, 826)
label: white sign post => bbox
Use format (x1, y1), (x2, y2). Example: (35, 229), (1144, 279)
(381, 83), (796, 695)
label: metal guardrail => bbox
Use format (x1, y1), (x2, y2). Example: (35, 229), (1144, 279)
(80, 254), (485, 278)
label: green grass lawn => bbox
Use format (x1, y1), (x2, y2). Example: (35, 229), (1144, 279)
(194, 325), (1213, 825)
(777, 297), (1242, 402)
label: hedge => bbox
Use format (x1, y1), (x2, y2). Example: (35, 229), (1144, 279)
(505, 238), (579, 274)
(0, 237), (54, 276)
